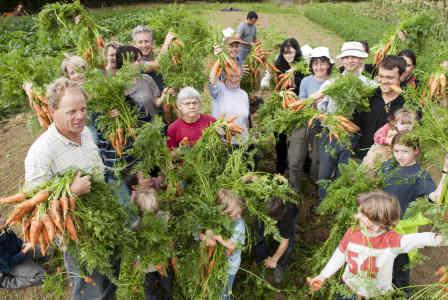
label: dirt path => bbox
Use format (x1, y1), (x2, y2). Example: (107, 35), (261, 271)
(0, 114), (38, 197)
(207, 9), (344, 55)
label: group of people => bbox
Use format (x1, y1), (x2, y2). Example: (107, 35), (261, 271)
(0, 8), (446, 300)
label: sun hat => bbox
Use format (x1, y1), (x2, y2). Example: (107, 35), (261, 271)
(336, 41), (368, 59)
(310, 46), (334, 64)
(224, 36), (243, 46)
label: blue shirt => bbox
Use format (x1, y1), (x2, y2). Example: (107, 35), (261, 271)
(227, 218), (246, 275)
(382, 160), (435, 215)
(299, 75), (326, 99)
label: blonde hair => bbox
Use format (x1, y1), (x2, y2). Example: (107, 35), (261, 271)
(356, 191), (401, 230)
(393, 108), (416, 125)
(60, 54), (87, 77)
(134, 189), (159, 213)
(46, 77), (86, 109)
(216, 189), (245, 217)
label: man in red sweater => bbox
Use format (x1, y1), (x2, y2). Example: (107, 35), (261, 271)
(166, 86), (215, 149)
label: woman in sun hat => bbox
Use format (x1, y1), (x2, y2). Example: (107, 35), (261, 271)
(314, 41), (376, 203)
(293, 46), (334, 188)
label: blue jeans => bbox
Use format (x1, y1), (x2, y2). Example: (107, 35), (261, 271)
(392, 253), (410, 295)
(317, 134), (351, 202)
(64, 252), (114, 300)
(237, 46), (250, 63)
(105, 173), (137, 225)
(222, 274), (236, 300)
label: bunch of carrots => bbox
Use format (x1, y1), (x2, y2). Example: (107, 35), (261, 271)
(310, 114), (360, 143)
(211, 51), (240, 82)
(199, 243), (216, 283)
(279, 90), (299, 109)
(215, 115), (244, 145)
(275, 69), (296, 91)
(372, 34), (400, 66)
(0, 171), (80, 255)
(435, 266), (448, 295)
(168, 33), (184, 66)
(244, 41), (273, 92)
(427, 72), (446, 101)
(25, 88), (52, 129)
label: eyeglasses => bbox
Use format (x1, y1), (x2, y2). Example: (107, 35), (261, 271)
(182, 101), (200, 106)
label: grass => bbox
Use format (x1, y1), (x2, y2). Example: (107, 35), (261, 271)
(303, 1), (448, 73)
(304, 2), (397, 47)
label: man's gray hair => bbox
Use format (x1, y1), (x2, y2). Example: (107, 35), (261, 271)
(132, 25), (153, 41)
(46, 77), (86, 109)
(177, 86), (201, 106)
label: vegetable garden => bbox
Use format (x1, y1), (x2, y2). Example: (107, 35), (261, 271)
(0, 1), (448, 299)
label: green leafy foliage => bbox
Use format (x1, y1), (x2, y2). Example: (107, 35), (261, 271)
(148, 5), (211, 49)
(411, 103), (448, 166)
(70, 179), (133, 278)
(84, 63), (140, 140)
(322, 73), (374, 117)
(128, 116), (171, 175)
(158, 41), (208, 90)
(0, 51), (60, 117)
(304, 3), (394, 46)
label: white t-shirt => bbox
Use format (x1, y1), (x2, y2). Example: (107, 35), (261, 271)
(320, 227), (441, 298)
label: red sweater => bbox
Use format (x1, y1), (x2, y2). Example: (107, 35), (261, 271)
(166, 114), (216, 149)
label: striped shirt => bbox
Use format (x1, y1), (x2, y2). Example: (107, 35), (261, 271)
(24, 124), (104, 190)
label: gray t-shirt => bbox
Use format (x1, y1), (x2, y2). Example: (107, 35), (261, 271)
(299, 75), (326, 99)
(236, 22), (256, 48)
(127, 74), (162, 118)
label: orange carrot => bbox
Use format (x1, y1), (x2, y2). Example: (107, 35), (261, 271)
(22, 215), (32, 242)
(117, 127), (125, 148)
(48, 199), (64, 234)
(60, 196), (69, 221)
(207, 259), (215, 274)
(0, 192), (26, 205)
(5, 190), (49, 225)
(65, 215), (78, 241)
(29, 217), (43, 247)
(68, 195), (76, 211)
(39, 228), (48, 256)
(436, 266), (447, 276)
(84, 276), (94, 284)
(95, 35), (105, 48)
(41, 213), (56, 242)
(207, 246), (215, 260)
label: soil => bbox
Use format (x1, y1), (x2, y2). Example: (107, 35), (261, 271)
(0, 3), (446, 299)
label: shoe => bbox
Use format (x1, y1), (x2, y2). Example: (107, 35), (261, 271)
(273, 266), (284, 284)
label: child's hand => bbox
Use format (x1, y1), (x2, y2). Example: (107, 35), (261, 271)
(385, 129), (398, 145)
(307, 276), (325, 292)
(264, 256), (278, 269)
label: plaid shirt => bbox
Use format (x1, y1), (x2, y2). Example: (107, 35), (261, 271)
(24, 124), (104, 190)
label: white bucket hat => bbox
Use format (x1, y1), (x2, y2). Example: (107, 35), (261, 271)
(310, 47), (334, 64)
(337, 41), (368, 59)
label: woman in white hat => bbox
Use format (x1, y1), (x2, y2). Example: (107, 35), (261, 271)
(314, 41), (376, 202)
(287, 47), (334, 193)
